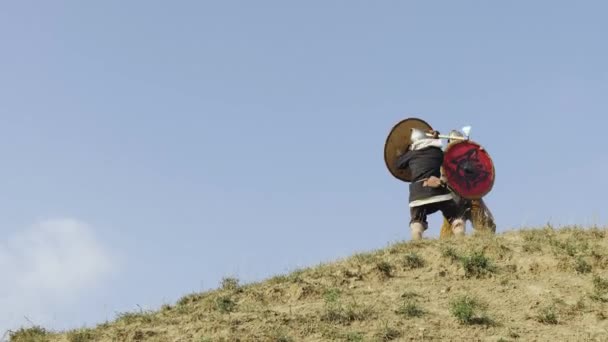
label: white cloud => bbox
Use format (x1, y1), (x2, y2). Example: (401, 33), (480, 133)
(0, 219), (117, 336)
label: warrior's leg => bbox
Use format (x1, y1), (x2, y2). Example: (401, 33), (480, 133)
(451, 217), (466, 237)
(409, 206), (428, 240)
(410, 221), (427, 240)
(440, 199), (469, 239)
(440, 201), (467, 238)
(470, 199), (496, 234)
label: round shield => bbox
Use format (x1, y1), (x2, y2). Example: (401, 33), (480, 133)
(442, 140), (495, 199)
(384, 117), (433, 182)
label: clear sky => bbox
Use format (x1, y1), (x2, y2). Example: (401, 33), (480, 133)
(1, 0), (607, 334)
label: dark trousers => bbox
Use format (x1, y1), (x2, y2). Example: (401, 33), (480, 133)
(410, 199), (464, 228)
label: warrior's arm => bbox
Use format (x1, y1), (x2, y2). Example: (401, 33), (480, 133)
(395, 151), (412, 170)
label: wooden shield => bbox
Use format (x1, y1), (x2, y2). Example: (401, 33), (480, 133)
(384, 117), (433, 182)
(442, 140), (495, 199)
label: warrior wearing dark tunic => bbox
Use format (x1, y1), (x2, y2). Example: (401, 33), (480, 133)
(395, 129), (466, 240)
(439, 130), (496, 238)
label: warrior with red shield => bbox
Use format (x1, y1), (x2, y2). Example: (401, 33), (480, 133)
(439, 130), (496, 238)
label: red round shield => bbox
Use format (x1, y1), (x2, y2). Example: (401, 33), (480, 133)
(442, 141), (495, 199)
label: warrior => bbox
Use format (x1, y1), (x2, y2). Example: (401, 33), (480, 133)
(439, 130), (496, 238)
(395, 128), (466, 240)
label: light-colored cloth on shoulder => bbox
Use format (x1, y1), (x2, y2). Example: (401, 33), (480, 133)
(410, 138), (443, 151)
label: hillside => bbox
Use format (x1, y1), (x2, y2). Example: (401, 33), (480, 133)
(9, 226), (608, 342)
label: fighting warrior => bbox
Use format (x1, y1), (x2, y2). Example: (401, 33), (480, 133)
(395, 128), (466, 240)
(439, 130), (496, 238)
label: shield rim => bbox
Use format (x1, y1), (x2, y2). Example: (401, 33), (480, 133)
(441, 140), (495, 200)
(384, 117), (433, 183)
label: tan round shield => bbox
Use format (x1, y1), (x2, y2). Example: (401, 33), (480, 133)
(384, 117), (433, 182)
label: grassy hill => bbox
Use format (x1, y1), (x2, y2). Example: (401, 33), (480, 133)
(9, 226), (608, 341)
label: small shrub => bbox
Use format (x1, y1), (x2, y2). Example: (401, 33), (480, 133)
(593, 275), (608, 292)
(324, 288), (341, 303)
(574, 257), (592, 274)
(460, 251), (496, 278)
(395, 301), (425, 318)
(215, 295), (237, 313)
(536, 305), (558, 324)
(508, 329), (521, 338)
(403, 253), (425, 269)
(590, 275), (608, 302)
(322, 288), (346, 323)
(441, 246), (461, 262)
(221, 277), (240, 291)
(344, 302), (374, 322)
(376, 323), (401, 341)
(562, 241), (579, 257)
(449, 295), (493, 325)
(376, 261), (394, 278)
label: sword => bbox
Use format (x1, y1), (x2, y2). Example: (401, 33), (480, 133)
(425, 125), (472, 141)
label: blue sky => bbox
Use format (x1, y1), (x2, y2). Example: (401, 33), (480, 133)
(1, 0), (607, 334)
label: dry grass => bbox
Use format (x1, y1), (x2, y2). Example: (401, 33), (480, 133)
(11, 225), (608, 341)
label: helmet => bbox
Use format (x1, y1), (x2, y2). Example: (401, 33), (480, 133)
(410, 128), (427, 143)
(447, 129), (464, 144)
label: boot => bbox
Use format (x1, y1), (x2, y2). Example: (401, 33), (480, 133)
(451, 218), (466, 237)
(440, 217), (454, 239)
(410, 222), (426, 240)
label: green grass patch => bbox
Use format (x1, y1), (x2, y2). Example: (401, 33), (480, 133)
(535, 305), (559, 324)
(321, 288), (375, 324)
(449, 294), (494, 325)
(215, 295), (237, 313)
(460, 251), (497, 278)
(221, 277), (240, 291)
(395, 301), (425, 318)
(574, 256), (592, 274)
(376, 261), (394, 278)
(590, 275), (608, 302)
(403, 252), (425, 269)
